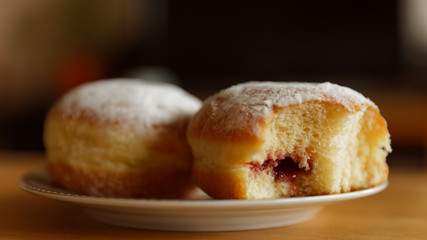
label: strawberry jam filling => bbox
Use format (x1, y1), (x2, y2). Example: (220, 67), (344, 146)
(249, 154), (313, 194)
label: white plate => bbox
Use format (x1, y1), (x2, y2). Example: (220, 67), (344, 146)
(19, 170), (387, 232)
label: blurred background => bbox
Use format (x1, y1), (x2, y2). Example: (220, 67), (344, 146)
(0, 0), (425, 167)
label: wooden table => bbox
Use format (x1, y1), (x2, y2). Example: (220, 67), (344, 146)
(1, 151), (426, 240)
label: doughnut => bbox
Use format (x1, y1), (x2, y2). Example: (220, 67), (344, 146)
(44, 79), (202, 198)
(187, 81), (391, 199)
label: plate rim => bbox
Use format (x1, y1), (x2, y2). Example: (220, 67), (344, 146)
(19, 169), (388, 210)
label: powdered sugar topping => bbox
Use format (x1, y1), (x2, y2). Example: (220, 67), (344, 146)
(220, 81), (375, 112)
(198, 81), (376, 138)
(57, 79), (202, 132)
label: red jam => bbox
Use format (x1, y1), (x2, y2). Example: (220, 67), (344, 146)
(249, 154), (313, 194)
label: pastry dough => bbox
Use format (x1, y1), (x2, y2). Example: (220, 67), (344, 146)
(187, 81), (391, 199)
(44, 79), (202, 198)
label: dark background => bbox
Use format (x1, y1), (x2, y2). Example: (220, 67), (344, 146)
(114, 1), (403, 91)
(0, 0), (424, 167)
(169, 1), (400, 91)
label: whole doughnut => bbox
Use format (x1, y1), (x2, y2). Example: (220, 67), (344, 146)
(44, 79), (202, 198)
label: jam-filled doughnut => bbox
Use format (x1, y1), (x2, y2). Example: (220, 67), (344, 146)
(44, 79), (202, 198)
(187, 81), (391, 199)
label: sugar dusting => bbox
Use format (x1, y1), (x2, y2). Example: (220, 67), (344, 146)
(200, 81), (376, 137)
(58, 79), (202, 132)
(222, 81), (375, 111)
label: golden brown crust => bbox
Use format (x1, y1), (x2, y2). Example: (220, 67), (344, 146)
(47, 161), (195, 198)
(46, 106), (193, 155)
(44, 106), (197, 198)
(44, 80), (201, 198)
(192, 165), (247, 199)
(360, 105), (390, 186)
(187, 98), (267, 143)
(367, 105), (389, 135)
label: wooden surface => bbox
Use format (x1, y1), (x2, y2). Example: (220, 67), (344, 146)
(1, 151), (426, 240)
